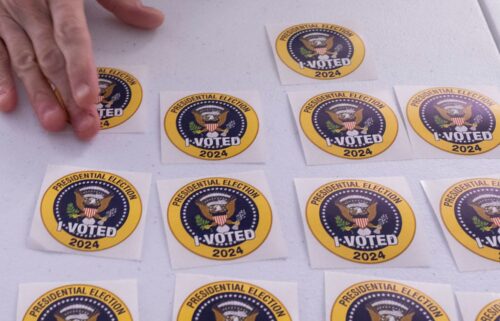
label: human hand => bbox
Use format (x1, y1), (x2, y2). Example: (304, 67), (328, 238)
(0, 0), (164, 140)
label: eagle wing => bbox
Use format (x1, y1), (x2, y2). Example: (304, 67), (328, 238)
(367, 202), (378, 223)
(469, 203), (492, 223)
(226, 198), (237, 219)
(354, 108), (364, 125)
(300, 37), (316, 51)
(211, 308), (226, 321)
(326, 36), (334, 51)
(74, 191), (85, 212)
(401, 312), (416, 321)
(247, 311), (259, 321)
(366, 307), (382, 321)
(196, 201), (213, 221)
(463, 104), (473, 121)
(88, 312), (101, 321)
(335, 202), (354, 223)
(54, 314), (66, 321)
(97, 195), (114, 213)
(435, 105), (452, 121)
(326, 110), (344, 126)
(217, 110), (229, 126)
(102, 84), (116, 99)
(192, 111), (205, 126)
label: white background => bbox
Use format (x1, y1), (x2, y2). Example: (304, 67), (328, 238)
(0, 0), (499, 320)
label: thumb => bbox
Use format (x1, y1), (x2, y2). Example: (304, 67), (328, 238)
(97, 0), (164, 29)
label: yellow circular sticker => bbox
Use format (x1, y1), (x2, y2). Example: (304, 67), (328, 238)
(41, 170), (142, 252)
(275, 23), (365, 80)
(177, 280), (292, 321)
(22, 284), (133, 321)
(330, 280), (450, 321)
(167, 177), (272, 260)
(306, 179), (416, 264)
(475, 299), (500, 321)
(440, 178), (500, 262)
(164, 93), (259, 160)
(300, 91), (398, 159)
(96, 67), (143, 129)
(407, 87), (499, 155)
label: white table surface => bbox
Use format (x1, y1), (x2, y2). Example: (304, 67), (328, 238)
(1, 0), (499, 320)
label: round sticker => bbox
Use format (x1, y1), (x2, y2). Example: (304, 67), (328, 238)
(476, 299), (500, 321)
(306, 179), (416, 264)
(440, 178), (500, 262)
(406, 87), (499, 155)
(22, 284), (133, 321)
(40, 170), (142, 252)
(164, 93), (259, 160)
(176, 281), (292, 321)
(275, 23), (365, 80)
(96, 67), (143, 129)
(299, 91), (398, 159)
(167, 177), (272, 260)
(331, 280), (450, 321)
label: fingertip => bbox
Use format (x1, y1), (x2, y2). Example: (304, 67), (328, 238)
(73, 112), (100, 140)
(140, 7), (165, 29)
(0, 87), (18, 112)
(74, 82), (99, 108)
(41, 109), (68, 132)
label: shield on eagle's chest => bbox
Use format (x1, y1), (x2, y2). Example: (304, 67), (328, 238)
(205, 123), (219, 132)
(343, 121), (357, 131)
(213, 214), (228, 226)
(315, 47), (327, 55)
(492, 216), (500, 227)
(354, 217), (369, 229)
(84, 208), (98, 218)
(451, 117), (465, 126)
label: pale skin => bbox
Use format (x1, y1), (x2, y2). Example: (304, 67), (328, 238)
(0, 0), (164, 140)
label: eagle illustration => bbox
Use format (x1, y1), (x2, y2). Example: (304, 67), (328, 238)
(73, 187), (114, 225)
(55, 311), (100, 321)
(367, 307), (415, 321)
(366, 300), (415, 321)
(469, 194), (500, 232)
(212, 301), (259, 321)
(326, 107), (365, 134)
(192, 108), (229, 136)
(434, 102), (474, 131)
(335, 198), (381, 236)
(195, 195), (240, 233)
(97, 79), (120, 108)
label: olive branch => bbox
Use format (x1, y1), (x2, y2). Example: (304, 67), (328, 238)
(195, 215), (212, 230)
(66, 202), (80, 219)
(473, 216), (491, 232)
(326, 120), (341, 134)
(189, 121), (204, 135)
(335, 216), (351, 232)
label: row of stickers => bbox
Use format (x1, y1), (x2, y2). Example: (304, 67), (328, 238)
(30, 166), (500, 271)
(16, 273), (500, 321)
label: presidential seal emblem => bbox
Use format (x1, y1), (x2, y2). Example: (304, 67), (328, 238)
(330, 280), (450, 321)
(306, 180), (416, 263)
(300, 91), (398, 159)
(22, 284), (133, 321)
(407, 87), (499, 155)
(440, 178), (500, 262)
(475, 299), (500, 321)
(40, 171), (142, 251)
(96, 67), (143, 129)
(164, 93), (259, 160)
(176, 281), (292, 321)
(167, 177), (272, 260)
(275, 23), (365, 80)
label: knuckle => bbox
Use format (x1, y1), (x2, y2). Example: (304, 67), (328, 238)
(55, 19), (87, 44)
(38, 47), (65, 75)
(12, 49), (37, 74)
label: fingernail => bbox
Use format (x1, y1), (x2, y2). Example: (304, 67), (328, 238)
(76, 84), (91, 103)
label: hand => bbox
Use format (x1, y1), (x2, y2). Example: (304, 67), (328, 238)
(0, 0), (164, 140)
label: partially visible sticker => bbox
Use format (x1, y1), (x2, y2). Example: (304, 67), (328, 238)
(96, 67), (143, 130)
(172, 274), (299, 321)
(476, 299), (500, 321)
(456, 291), (500, 321)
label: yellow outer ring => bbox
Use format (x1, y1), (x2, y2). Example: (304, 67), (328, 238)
(41, 170), (142, 252)
(406, 87), (500, 155)
(275, 23), (365, 80)
(440, 178), (500, 262)
(330, 280), (450, 321)
(97, 67), (143, 130)
(164, 93), (260, 161)
(22, 284), (133, 321)
(299, 91), (399, 159)
(167, 177), (272, 261)
(177, 280), (292, 321)
(475, 299), (500, 321)
(305, 179), (416, 264)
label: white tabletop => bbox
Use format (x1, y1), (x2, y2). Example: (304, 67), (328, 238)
(1, 0), (499, 320)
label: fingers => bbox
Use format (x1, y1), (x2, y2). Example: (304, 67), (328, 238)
(0, 39), (17, 112)
(0, 18), (67, 132)
(97, 0), (165, 29)
(48, 0), (99, 109)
